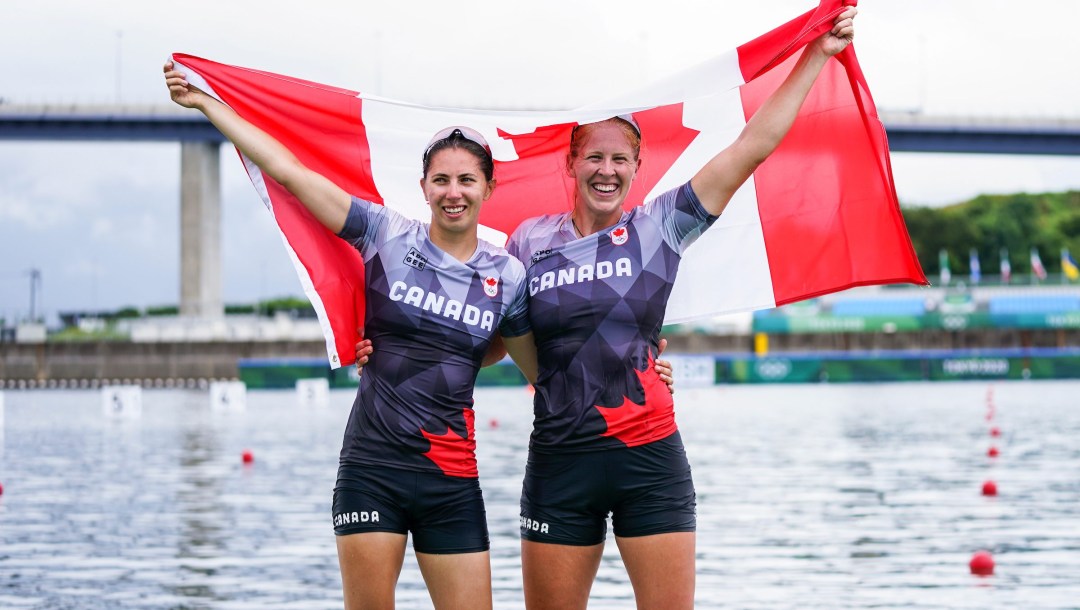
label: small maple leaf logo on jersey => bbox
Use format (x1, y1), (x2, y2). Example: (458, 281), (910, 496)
(609, 227), (628, 246)
(483, 276), (499, 297)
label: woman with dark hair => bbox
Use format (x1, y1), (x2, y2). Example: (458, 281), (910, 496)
(165, 61), (538, 610)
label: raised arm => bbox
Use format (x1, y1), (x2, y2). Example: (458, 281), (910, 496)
(690, 6), (857, 217)
(163, 60), (351, 233)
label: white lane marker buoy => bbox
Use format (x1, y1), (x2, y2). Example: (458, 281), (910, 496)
(101, 385), (143, 419)
(210, 380), (247, 413)
(296, 378), (330, 409)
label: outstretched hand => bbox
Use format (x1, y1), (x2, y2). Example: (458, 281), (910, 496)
(815, 6), (857, 57)
(163, 60), (207, 109)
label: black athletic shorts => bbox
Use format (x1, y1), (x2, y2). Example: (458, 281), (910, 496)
(519, 431), (696, 546)
(332, 462), (489, 554)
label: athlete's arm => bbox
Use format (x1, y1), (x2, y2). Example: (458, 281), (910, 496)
(690, 6), (856, 217)
(486, 334), (673, 391)
(164, 60), (351, 233)
(483, 334), (509, 367)
(502, 333), (539, 385)
(655, 337), (675, 395)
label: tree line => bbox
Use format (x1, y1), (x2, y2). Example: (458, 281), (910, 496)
(903, 191), (1080, 275)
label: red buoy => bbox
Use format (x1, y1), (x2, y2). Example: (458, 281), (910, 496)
(989, 426), (1001, 438)
(981, 480), (998, 496)
(242, 449), (255, 464)
(489, 418), (499, 429)
(988, 446), (999, 458)
(969, 550), (995, 576)
(0, 481), (4, 496)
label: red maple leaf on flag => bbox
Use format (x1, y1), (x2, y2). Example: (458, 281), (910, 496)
(480, 103), (699, 236)
(421, 408), (478, 477)
(595, 352), (677, 447)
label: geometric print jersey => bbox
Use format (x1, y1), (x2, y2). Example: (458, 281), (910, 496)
(336, 197), (530, 477)
(506, 182), (717, 453)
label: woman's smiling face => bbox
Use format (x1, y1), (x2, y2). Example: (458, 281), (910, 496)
(567, 120), (640, 223)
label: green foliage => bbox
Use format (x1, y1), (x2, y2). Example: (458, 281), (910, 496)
(113, 307), (142, 319)
(258, 296), (316, 318)
(72, 298), (317, 323)
(49, 326), (129, 342)
(145, 305), (179, 316)
(903, 191), (1080, 275)
(225, 303), (257, 315)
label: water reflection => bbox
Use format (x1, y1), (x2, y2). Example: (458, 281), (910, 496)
(174, 417), (227, 600)
(0, 382), (1078, 609)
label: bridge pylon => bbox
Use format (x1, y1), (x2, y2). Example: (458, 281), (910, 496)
(179, 141), (222, 318)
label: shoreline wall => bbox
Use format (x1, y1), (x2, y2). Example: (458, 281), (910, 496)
(3, 330), (1078, 385)
(0, 340), (327, 382)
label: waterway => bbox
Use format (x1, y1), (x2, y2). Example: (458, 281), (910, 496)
(1, 381), (1078, 609)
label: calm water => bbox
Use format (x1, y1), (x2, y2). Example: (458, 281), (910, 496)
(1, 381), (1079, 609)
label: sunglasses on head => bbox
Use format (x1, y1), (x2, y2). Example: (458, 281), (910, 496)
(570, 114), (641, 140)
(423, 126), (493, 161)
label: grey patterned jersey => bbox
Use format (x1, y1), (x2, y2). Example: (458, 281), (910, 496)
(337, 197), (530, 477)
(507, 182), (717, 452)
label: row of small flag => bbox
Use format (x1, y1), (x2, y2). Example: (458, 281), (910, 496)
(939, 247), (1080, 284)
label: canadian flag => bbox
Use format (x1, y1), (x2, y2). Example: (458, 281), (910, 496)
(173, 0), (925, 368)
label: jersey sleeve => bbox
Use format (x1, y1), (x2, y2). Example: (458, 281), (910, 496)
(505, 222), (530, 265)
(336, 196), (412, 258)
(498, 268), (531, 338)
(641, 181), (718, 255)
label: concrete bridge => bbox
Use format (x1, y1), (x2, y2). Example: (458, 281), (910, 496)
(3, 104), (1079, 318)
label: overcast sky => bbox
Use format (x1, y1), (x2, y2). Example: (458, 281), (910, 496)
(2, 0), (1079, 322)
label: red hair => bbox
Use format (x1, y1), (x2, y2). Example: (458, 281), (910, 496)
(568, 117), (642, 162)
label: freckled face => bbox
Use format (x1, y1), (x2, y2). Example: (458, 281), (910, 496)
(568, 123), (639, 221)
(421, 147), (494, 237)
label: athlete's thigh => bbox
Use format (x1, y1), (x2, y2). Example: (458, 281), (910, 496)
(521, 539), (604, 610)
(410, 471), (490, 554)
(520, 449), (610, 546)
(336, 532), (408, 610)
(415, 550), (492, 610)
(610, 433), (696, 538)
(333, 463), (412, 537)
(615, 531), (695, 610)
